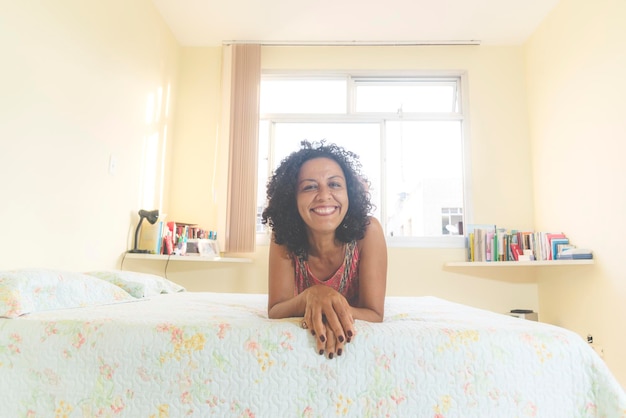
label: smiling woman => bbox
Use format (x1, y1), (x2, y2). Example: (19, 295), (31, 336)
(262, 141), (387, 360)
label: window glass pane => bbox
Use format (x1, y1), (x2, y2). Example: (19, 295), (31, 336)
(257, 120), (270, 232)
(355, 84), (456, 113)
(260, 79), (347, 114)
(385, 121), (464, 237)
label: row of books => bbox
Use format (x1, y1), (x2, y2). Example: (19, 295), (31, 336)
(466, 225), (591, 262)
(139, 220), (216, 255)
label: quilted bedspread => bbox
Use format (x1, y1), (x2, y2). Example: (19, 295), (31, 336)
(1, 293), (625, 417)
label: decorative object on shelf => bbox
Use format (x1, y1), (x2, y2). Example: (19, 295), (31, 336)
(128, 209), (159, 253)
(197, 238), (220, 257)
(173, 238), (220, 258)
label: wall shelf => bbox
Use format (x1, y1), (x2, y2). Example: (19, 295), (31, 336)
(445, 259), (594, 267)
(124, 253), (252, 263)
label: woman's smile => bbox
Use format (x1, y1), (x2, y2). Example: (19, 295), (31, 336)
(311, 205), (340, 216)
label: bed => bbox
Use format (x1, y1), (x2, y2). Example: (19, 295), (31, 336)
(1, 269), (625, 417)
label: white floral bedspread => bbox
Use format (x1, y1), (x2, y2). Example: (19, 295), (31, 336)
(1, 293), (624, 417)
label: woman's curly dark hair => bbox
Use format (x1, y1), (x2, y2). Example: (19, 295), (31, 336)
(262, 140), (373, 258)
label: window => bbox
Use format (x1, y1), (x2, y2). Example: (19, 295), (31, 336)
(257, 72), (470, 248)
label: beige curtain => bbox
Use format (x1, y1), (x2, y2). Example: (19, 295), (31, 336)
(223, 44), (261, 253)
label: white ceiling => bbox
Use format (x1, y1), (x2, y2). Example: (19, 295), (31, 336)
(152, 0), (561, 47)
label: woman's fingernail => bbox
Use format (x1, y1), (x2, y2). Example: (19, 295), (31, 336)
(320, 335), (326, 343)
(311, 330), (316, 336)
(319, 349), (324, 355)
(329, 353), (334, 359)
(347, 330), (353, 338)
(338, 335), (344, 343)
(337, 349), (342, 356)
(347, 337), (351, 343)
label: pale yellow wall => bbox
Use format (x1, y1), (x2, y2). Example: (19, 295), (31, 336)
(168, 47), (223, 230)
(526, 0), (626, 386)
(159, 44), (542, 316)
(0, 1), (180, 270)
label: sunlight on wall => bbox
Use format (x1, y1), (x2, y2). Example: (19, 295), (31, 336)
(141, 132), (159, 209)
(140, 83), (172, 211)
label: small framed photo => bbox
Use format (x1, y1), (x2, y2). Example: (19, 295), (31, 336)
(197, 239), (220, 257)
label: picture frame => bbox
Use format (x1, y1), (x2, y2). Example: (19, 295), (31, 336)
(197, 239), (220, 257)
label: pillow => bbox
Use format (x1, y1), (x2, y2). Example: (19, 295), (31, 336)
(0, 269), (135, 318)
(84, 270), (185, 298)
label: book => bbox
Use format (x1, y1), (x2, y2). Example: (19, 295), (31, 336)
(495, 228), (508, 261)
(506, 231), (519, 261)
(550, 237), (569, 261)
(510, 243), (522, 261)
(558, 248), (593, 260)
(155, 221), (164, 255)
(518, 231), (535, 260)
(466, 224), (496, 262)
(164, 233), (174, 255)
(485, 230), (495, 262)
(468, 231), (475, 262)
(139, 214), (166, 254)
(545, 232), (567, 260)
(556, 243), (576, 259)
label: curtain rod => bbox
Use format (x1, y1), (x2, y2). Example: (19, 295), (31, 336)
(223, 40), (481, 46)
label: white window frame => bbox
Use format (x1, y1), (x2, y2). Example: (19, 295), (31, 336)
(258, 70), (473, 249)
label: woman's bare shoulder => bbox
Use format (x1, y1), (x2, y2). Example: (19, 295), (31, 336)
(364, 216), (384, 237)
(357, 216), (386, 249)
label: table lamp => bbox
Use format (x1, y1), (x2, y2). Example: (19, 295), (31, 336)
(128, 209), (159, 253)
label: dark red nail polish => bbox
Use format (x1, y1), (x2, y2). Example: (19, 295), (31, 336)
(329, 353), (334, 359)
(319, 349), (324, 355)
(338, 335), (344, 343)
(337, 349), (342, 356)
(320, 335), (326, 343)
(311, 330), (316, 336)
(347, 330), (353, 338)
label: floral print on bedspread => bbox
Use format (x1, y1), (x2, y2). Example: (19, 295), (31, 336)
(0, 293), (625, 417)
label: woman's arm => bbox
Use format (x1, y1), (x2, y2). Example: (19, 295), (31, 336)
(268, 237), (355, 356)
(303, 217), (387, 356)
(267, 239), (354, 326)
(267, 237), (305, 319)
(352, 216), (388, 322)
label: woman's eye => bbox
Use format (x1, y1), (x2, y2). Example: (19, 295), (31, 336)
(330, 182), (343, 188)
(302, 184), (317, 191)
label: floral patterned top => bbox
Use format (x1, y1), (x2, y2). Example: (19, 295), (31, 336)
(293, 240), (360, 305)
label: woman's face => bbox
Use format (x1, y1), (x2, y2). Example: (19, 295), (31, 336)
(296, 157), (349, 235)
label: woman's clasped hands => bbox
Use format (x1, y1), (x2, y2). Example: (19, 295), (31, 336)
(301, 285), (355, 359)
